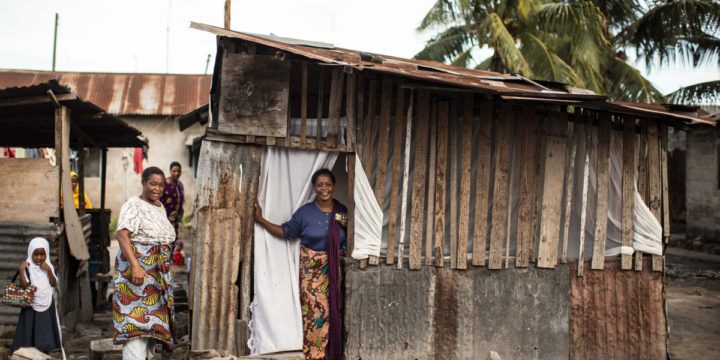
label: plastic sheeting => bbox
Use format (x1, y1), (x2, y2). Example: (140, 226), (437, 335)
(350, 156), (383, 260)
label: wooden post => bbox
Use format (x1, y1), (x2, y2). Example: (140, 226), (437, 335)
(660, 126), (670, 267)
(536, 113), (568, 269)
(591, 114), (611, 270)
(489, 106), (512, 270)
(100, 149), (107, 210)
(648, 123), (663, 271)
(530, 118), (547, 262)
(224, 0), (231, 30)
(400, 92), (418, 269)
(576, 116), (591, 277)
(77, 144), (86, 213)
(364, 79), (377, 174)
(515, 107), (537, 268)
(374, 78), (392, 213)
(424, 99), (437, 266)
(433, 101), (449, 267)
(348, 155), (356, 255)
(345, 71), (357, 150)
(300, 62), (308, 146)
(472, 102), (493, 266)
(409, 91), (429, 270)
(327, 69), (344, 148)
(449, 100), (459, 269)
(386, 84), (406, 265)
(636, 119), (649, 271)
(457, 94), (473, 269)
(561, 117), (577, 264)
(621, 118), (636, 270)
(316, 68), (325, 149)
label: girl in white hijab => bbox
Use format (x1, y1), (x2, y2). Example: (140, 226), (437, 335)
(11, 237), (64, 357)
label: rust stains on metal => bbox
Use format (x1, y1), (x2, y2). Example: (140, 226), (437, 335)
(569, 260), (666, 360)
(0, 69), (211, 116)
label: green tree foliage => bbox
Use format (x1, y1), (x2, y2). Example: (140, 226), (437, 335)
(416, 0), (720, 104)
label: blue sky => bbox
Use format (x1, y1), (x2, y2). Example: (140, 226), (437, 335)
(1, 0), (717, 96)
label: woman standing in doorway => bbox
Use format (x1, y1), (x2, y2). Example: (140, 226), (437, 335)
(113, 167), (176, 359)
(255, 168), (348, 360)
(161, 162), (184, 240)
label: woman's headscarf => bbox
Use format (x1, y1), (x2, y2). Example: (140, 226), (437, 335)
(69, 171), (92, 209)
(25, 237), (57, 312)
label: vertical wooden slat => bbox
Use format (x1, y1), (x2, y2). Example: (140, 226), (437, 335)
(576, 114), (591, 277)
(316, 68), (325, 149)
(364, 79), (377, 183)
(515, 107), (537, 268)
(424, 99), (438, 266)
(647, 123), (663, 271)
(472, 102), (493, 267)
(661, 126), (670, 242)
(374, 78), (392, 209)
(327, 69), (344, 148)
(457, 94), (473, 269)
(591, 114), (612, 270)
(504, 111), (519, 269)
(386, 84), (406, 265)
(621, 118), (636, 270)
(530, 118), (547, 262)
(355, 74), (365, 160)
(348, 154), (356, 255)
(300, 62), (308, 146)
(636, 119), (649, 271)
(537, 113), (568, 269)
(561, 117), (577, 264)
(433, 101), (449, 267)
(345, 71), (357, 151)
(489, 106), (512, 270)
(409, 91), (430, 270)
(449, 100), (459, 269)
(397, 92), (414, 269)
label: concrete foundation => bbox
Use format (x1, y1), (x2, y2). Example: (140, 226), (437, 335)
(344, 263), (570, 360)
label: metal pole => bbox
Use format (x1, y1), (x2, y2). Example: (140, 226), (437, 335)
(52, 13), (58, 71)
(204, 54), (211, 74)
(224, 0), (231, 29)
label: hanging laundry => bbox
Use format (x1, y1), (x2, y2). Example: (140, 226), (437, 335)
(3, 148), (16, 158)
(133, 148), (144, 174)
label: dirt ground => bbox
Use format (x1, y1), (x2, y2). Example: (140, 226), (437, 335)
(666, 253), (720, 360)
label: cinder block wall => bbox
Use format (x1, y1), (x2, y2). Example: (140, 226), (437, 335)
(344, 264), (570, 360)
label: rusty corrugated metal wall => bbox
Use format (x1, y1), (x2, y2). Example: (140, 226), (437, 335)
(191, 141), (261, 354)
(570, 260), (667, 360)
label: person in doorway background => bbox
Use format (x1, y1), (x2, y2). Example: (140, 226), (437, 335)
(161, 162), (184, 241)
(113, 167), (176, 359)
(254, 168), (347, 360)
(70, 171), (92, 209)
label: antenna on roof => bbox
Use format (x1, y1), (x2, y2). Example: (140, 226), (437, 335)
(224, 0), (231, 29)
(204, 54), (212, 75)
(52, 13), (59, 71)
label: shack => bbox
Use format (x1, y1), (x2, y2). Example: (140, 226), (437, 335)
(186, 23), (714, 359)
(0, 80), (145, 331)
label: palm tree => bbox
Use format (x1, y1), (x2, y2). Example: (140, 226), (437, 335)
(416, 0), (719, 104)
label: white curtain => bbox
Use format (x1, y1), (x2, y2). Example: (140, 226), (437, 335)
(248, 147), (338, 355)
(350, 156), (383, 260)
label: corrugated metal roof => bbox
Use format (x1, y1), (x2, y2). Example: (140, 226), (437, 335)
(0, 70), (211, 116)
(0, 80), (146, 148)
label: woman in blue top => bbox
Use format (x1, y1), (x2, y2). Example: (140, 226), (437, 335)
(255, 168), (347, 360)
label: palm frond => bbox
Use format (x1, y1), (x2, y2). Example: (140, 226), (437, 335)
(415, 25), (474, 63)
(476, 12), (531, 75)
(668, 80), (720, 105)
(451, 48), (475, 67)
(605, 57), (665, 103)
(418, 0), (460, 31)
(521, 32), (581, 85)
(475, 56), (494, 70)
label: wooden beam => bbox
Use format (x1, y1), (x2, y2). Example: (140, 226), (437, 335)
(536, 113), (568, 269)
(635, 119), (649, 271)
(647, 123), (663, 271)
(433, 101), (449, 267)
(347, 154), (356, 255)
(515, 107), (538, 268)
(576, 116), (591, 277)
(224, 0), (231, 29)
(621, 118), (636, 270)
(457, 94), (473, 269)
(472, 102), (493, 267)
(300, 62), (308, 146)
(661, 126), (670, 242)
(77, 143), (85, 213)
(409, 91), (429, 270)
(374, 78), (392, 211)
(386, 83), (406, 265)
(100, 149), (107, 210)
(591, 114), (611, 270)
(424, 99), (438, 266)
(530, 118), (547, 262)
(345, 71), (357, 150)
(0, 93), (75, 108)
(327, 69), (344, 148)
(449, 99), (459, 269)
(400, 92), (417, 269)
(364, 79), (377, 174)
(489, 106), (512, 270)
(316, 68), (325, 149)
(355, 74), (365, 162)
(561, 117), (577, 264)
